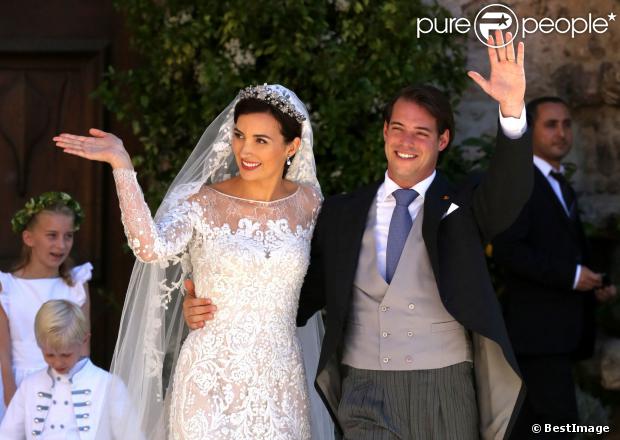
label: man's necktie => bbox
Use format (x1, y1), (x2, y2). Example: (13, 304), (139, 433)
(549, 170), (576, 217)
(386, 189), (419, 284)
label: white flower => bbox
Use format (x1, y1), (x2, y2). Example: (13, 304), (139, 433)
(167, 9), (193, 25)
(223, 38), (256, 73)
(335, 0), (351, 12)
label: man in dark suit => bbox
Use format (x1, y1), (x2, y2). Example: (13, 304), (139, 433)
(492, 97), (617, 439)
(184, 31), (531, 439)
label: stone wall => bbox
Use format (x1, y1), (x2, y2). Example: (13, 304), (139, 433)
(434, 1), (620, 430)
(438, 0), (620, 228)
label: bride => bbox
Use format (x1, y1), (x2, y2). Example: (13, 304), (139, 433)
(54, 85), (333, 439)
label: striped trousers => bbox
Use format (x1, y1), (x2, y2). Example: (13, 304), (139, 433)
(337, 362), (479, 440)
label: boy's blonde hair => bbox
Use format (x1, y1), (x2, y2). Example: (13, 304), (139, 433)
(35, 300), (89, 350)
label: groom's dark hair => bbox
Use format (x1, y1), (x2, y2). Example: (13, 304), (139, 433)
(383, 85), (455, 148)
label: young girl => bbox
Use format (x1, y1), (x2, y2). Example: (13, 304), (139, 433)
(0, 192), (92, 420)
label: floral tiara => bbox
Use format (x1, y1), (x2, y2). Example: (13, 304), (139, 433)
(11, 192), (84, 234)
(237, 84), (307, 123)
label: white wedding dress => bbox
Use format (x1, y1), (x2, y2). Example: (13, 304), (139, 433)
(113, 169), (320, 439)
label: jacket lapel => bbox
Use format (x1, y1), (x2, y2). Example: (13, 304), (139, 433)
(334, 182), (381, 317)
(422, 172), (455, 280)
(535, 168), (580, 239)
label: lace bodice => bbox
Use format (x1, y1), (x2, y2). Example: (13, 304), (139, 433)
(113, 169), (320, 263)
(112, 169), (320, 439)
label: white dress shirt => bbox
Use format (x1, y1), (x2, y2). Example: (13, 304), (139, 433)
(533, 155), (581, 288)
(374, 106), (527, 279)
(533, 155), (570, 214)
(375, 171), (435, 279)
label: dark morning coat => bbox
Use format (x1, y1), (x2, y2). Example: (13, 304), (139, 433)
(297, 125), (534, 440)
(492, 166), (596, 359)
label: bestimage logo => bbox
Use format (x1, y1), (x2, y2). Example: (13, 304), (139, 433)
(416, 3), (616, 47)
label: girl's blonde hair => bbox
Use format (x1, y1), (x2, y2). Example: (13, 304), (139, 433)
(35, 299), (88, 350)
(12, 204), (76, 286)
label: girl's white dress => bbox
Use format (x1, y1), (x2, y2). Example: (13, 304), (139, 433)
(0, 263), (92, 420)
(114, 169), (320, 440)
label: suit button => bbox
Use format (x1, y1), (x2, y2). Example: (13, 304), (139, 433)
(380, 306), (389, 312)
(382, 332), (389, 338)
(383, 357), (390, 363)
(408, 303), (415, 310)
(405, 356), (413, 363)
(407, 331), (414, 337)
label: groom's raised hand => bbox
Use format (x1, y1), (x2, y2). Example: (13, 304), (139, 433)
(467, 30), (525, 118)
(183, 279), (217, 329)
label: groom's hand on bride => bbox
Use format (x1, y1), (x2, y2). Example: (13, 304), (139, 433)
(183, 279), (217, 329)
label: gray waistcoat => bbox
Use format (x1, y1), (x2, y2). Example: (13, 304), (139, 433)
(342, 203), (472, 370)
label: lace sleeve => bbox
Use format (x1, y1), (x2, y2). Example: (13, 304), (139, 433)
(298, 184), (322, 230)
(112, 169), (194, 263)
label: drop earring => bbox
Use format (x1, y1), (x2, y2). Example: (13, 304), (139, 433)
(286, 156), (292, 166)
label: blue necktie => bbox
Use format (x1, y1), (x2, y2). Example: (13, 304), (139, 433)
(386, 189), (419, 283)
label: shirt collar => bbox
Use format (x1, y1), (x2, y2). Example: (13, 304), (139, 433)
(68, 357), (89, 379)
(48, 357), (90, 384)
(533, 155), (564, 176)
(377, 170), (436, 203)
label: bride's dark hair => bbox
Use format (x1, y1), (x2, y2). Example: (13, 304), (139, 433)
(234, 98), (302, 143)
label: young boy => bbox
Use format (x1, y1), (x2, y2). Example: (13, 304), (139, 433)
(0, 299), (144, 439)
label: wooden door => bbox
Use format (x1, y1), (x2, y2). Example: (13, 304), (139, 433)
(0, 47), (105, 272)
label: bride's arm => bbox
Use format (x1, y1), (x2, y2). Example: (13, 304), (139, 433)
(54, 129), (193, 262)
(112, 168), (193, 262)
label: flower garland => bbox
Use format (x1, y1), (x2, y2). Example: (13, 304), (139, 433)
(11, 192), (84, 233)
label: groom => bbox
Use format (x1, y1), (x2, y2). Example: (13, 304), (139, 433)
(184, 31), (531, 439)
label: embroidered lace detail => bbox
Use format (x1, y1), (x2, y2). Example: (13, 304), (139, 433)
(112, 169), (319, 439)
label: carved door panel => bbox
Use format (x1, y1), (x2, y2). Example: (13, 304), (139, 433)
(0, 51), (104, 270)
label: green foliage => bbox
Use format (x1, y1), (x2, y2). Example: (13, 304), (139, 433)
(98, 0), (468, 204)
(438, 134), (495, 183)
(588, 215), (620, 338)
(575, 385), (610, 434)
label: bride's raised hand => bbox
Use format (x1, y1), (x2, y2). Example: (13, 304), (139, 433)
(53, 128), (133, 169)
